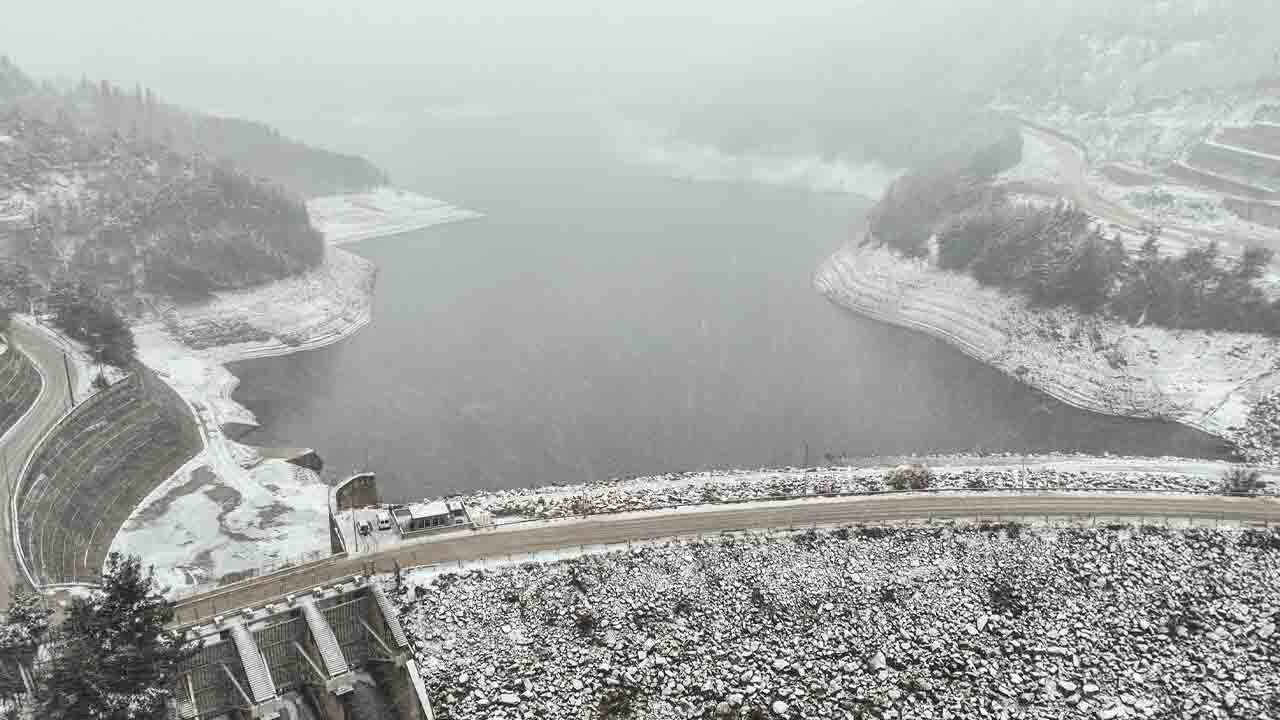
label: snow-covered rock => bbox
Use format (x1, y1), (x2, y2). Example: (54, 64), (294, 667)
(814, 244), (1280, 443)
(394, 524), (1280, 720)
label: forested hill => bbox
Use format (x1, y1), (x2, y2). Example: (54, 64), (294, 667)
(672, 0), (1280, 170)
(167, 114), (386, 198)
(0, 56), (385, 198)
(0, 53), (359, 346)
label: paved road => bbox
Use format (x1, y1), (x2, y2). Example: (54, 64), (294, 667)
(172, 490), (1280, 625)
(1023, 125), (1280, 256)
(1024, 126), (1147, 230)
(0, 318), (75, 599)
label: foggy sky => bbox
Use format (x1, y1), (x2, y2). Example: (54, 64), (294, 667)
(3, 1), (859, 117)
(8, 1), (1270, 155)
(2, 0), (1065, 124)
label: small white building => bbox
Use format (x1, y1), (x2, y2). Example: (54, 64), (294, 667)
(391, 500), (468, 534)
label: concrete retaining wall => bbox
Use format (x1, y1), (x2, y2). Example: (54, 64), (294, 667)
(15, 363), (201, 587)
(0, 341), (41, 441)
(1166, 162), (1277, 200)
(1224, 196), (1280, 230)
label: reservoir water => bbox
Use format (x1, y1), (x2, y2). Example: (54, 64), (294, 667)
(230, 110), (1226, 500)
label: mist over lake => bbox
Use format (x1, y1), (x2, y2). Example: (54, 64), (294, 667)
(230, 110), (1225, 500)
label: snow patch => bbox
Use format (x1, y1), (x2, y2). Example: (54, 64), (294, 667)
(815, 244), (1280, 440)
(1000, 129), (1063, 184)
(308, 187), (481, 246)
(112, 187), (478, 594)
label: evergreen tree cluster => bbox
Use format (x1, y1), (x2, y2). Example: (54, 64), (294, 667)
(46, 280), (136, 367)
(0, 56), (384, 199)
(0, 54), (384, 309)
(934, 199), (1280, 334)
(869, 128), (1022, 257)
(0, 554), (194, 720)
(0, 109), (325, 305)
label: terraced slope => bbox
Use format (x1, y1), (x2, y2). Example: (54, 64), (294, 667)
(0, 341), (40, 442)
(1186, 141), (1280, 190)
(1218, 124), (1280, 157)
(15, 366), (200, 586)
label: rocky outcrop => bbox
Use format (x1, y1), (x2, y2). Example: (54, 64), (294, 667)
(813, 245), (1280, 441)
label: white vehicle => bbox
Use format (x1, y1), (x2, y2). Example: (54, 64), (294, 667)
(377, 512), (393, 531)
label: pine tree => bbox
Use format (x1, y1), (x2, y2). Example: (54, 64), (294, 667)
(0, 591), (51, 701)
(0, 592), (51, 655)
(41, 554), (193, 720)
(1235, 245), (1273, 281)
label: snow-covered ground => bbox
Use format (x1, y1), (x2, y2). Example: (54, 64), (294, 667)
(111, 188), (480, 595)
(999, 130), (1063, 185)
(815, 244), (1280, 443)
(15, 315), (126, 402)
(451, 458), (1269, 524)
(1097, 179), (1280, 251)
(1008, 91), (1274, 167)
(308, 187), (481, 245)
(394, 523), (1280, 720)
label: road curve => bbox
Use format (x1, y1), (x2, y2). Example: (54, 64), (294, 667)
(172, 490), (1280, 625)
(0, 318), (75, 599)
(1023, 124), (1280, 255)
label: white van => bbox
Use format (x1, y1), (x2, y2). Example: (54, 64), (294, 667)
(377, 512), (393, 531)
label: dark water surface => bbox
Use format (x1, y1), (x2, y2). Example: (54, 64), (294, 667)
(230, 112), (1226, 500)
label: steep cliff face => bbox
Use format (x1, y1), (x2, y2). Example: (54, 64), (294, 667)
(814, 244), (1280, 440)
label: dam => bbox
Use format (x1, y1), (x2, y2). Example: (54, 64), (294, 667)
(168, 576), (431, 720)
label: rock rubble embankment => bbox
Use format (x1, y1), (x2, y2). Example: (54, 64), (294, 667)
(398, 525), (1280, 720)
(461, 463), (1268, 523)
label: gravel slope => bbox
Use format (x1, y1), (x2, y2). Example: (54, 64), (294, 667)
(398, 524), (1280, 720)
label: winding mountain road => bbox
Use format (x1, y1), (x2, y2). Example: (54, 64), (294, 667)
(172, 489), (1280, 625)
(1023, 124), (1280, 255)
(0, 317), (76, 599)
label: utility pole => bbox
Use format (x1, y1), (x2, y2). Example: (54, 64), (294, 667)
(62, 351), (74, 408)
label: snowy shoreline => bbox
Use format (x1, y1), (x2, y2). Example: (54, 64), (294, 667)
(110, 187), (480, 593)
(813, 244), (1280, 449)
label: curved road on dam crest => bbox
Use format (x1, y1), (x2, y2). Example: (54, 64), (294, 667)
(0, 318), (75, 599)
(173, 489), (1280, 625)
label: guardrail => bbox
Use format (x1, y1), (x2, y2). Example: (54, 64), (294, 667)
(171, 567), (357, 628)
(167, 548), (340, 601)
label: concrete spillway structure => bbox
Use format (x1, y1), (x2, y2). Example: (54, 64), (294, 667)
(170, 576), (431, 720)
(299, 597), (352, 686)
(228, 620), (281, 718)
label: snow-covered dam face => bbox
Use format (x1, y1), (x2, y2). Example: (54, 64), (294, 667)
(230, 110), (1226, 499)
